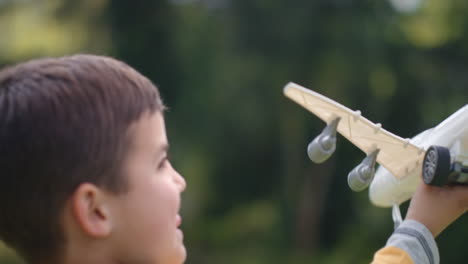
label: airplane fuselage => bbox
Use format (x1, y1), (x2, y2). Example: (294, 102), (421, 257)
(369, 104), (468, 207)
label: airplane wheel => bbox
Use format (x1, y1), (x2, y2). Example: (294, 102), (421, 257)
(422, 146), (451, 186)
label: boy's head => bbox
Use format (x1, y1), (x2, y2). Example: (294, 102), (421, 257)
(0, 55), (186, 263)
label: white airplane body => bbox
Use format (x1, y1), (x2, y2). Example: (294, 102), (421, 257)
(283, 82), (468, 209)
(371, 106), (468, 207)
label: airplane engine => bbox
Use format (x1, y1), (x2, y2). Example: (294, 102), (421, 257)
(347, 149), (379, 192)
(307, 118), (340, 163)
(348, 164), (375, 192)
(307, 134), (336, 163)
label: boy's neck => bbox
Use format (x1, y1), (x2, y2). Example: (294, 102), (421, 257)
(57, 239), (116, 264)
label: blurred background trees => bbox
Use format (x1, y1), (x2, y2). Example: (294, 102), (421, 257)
(0, 0), (467, 263)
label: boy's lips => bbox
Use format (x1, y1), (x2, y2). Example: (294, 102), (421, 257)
(176, 214), (182, 227)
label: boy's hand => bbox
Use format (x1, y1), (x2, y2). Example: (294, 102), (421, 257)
(405, 183), (468, 237)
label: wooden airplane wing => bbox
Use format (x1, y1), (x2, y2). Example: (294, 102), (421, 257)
(284, 82), (425, 179)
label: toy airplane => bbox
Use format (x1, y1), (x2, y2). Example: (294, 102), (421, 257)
(284, 82), (468, 225)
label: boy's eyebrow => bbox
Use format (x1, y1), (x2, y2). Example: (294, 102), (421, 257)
(157, 143), (170, 156)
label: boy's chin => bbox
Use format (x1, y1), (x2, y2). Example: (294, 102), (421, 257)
(162, 243), (186, 264)
(175, 243), (187, 264)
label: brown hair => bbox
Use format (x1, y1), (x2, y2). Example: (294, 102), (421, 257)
(0, 54), (165, 262)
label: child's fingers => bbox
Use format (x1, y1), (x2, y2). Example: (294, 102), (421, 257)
(408, 183), (468, 237)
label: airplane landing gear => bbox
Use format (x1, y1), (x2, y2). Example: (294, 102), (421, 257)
(423, 145), (468, 186)
(422, 146), (451, 186)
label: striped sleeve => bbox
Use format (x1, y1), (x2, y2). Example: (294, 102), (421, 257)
(375, 220), (439, 264)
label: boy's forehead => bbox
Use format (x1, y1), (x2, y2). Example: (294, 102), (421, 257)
(127, 111), (167, 152)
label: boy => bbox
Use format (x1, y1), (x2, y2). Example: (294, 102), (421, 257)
(0, 55), (186, 264)
(0, 54), (466, 264)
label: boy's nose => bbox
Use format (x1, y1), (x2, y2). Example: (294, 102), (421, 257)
(174, 171), (186, 192)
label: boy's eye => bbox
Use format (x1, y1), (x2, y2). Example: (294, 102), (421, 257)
(158, 156), (170, 169)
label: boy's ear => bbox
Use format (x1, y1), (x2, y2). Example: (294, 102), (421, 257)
(70, 183), (114, 238)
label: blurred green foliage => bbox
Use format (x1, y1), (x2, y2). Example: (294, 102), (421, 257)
(0, 0), (467, 263)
